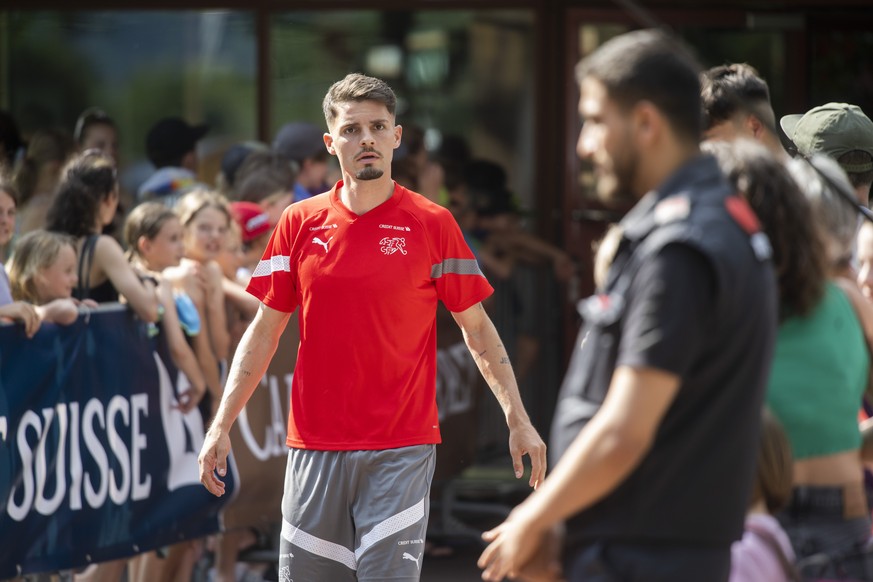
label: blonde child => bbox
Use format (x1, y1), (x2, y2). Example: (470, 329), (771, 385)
(157, 190), (231, 582)
(7, 230), (87, 326)
(163, 189), (231, 415)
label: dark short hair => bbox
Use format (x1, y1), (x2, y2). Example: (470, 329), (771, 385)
(576, 29), (703, 143)
(235, 150), (298, 203)
(74, 107), (116, 145)
(837, 150), (873, 188)
(700, 64), (775, 132)
(322, 73), (397, 128)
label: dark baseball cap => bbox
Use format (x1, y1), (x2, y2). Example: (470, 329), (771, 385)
(220, 141), (269, 187)
(273, 122), (326, 162)
(780, 103), (873, 172)
(146, 117), (209, 167)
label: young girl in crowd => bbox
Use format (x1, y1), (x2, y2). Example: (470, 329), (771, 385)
(124, 202), (207, 413)
(45, 150), (159, 322)
(777, 154), (873, 578)
(165, 189), (231, 415)
(7, 230), (84, 326)
(158, 190), (230, 582)
(708, 139), (873, 578)
(117, 202), (209, 582)
(730, 409), (797, 582)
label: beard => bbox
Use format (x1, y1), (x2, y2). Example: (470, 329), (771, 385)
(356, 166), (384, 181)
(595, 136), (638, 208)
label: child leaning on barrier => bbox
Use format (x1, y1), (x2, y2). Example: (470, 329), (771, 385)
(124, 201), (207, 414)
(6, 229), (92, 327)
(46, 150), (159, 322)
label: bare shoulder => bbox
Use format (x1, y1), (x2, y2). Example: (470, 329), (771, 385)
(93, 234), (125, 257)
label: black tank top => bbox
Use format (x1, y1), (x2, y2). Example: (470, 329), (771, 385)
(75, 234), (119, 303)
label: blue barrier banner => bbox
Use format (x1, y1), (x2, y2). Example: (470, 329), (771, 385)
(0, 307), (234, 579)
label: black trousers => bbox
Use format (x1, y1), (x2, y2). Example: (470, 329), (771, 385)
(566, 540), (731, 582)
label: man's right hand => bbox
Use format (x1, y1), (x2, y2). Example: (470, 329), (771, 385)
(198, 427), (231, 497)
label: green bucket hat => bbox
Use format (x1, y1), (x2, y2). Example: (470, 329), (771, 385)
(780, 102), (873, 172)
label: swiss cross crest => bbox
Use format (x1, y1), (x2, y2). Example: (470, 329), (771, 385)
(380, 237), (407, 255)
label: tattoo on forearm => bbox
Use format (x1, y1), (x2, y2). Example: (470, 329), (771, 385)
(500, 357), (510, 364)
(478, 350), (487, 357)
(240, 369), (252, 378)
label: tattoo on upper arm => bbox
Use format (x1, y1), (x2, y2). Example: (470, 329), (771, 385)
(499, 357), (510, 364)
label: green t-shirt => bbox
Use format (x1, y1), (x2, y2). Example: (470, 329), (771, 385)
(767, 282), (869, 460)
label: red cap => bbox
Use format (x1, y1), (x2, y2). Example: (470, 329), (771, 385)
(229, 201), (271, 243)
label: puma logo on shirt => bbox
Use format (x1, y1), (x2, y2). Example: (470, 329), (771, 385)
(312, 236), (333, 253)
(402, 552), (422, 569)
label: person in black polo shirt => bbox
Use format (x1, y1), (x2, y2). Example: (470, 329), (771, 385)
(478, 29), (778, 582)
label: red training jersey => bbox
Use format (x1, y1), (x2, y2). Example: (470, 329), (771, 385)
(247, 181), (493, 450)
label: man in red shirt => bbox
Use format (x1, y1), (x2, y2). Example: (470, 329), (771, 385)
(199, 73), (546, 581)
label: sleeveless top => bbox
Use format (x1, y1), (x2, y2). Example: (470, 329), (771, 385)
(766, 282), (869, 459)
(75, 234), (119, 303)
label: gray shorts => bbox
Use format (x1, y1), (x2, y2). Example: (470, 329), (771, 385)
(278, 444), (436, 582)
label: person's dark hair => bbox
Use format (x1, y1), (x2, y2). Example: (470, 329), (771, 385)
(46, 150), (117, 237)
(436, 134), (472, 191)
(703, 139), (827, 319)
(13, 128), (76, 206)
(575, 29), (703, 143)
(74, 107), (116, 145)
(0, 167), (20, 207)
(395, 124), (425, 161)
(750, 408), (794, 514)
(322, 73), (397, 127)
(234, 151), (297, 203)
(700, 63), (776, 133)
(465, 159), (518, 217)
(837, 150), (873, 189)
(0, 110), (24, 169)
